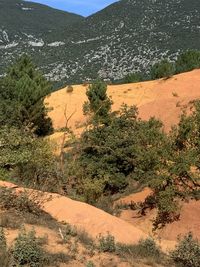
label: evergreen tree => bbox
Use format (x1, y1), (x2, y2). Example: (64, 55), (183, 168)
(0, 55), (53, 136)
(83, 80), (113, 125)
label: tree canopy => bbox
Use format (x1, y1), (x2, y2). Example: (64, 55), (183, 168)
(0, 55), (53, 136)
(83, 80), (113, 125)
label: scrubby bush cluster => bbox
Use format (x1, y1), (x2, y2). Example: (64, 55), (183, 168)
(12, 227), (43, 267)
(98, 233), (116, 252)
(170, 232), (200, 267)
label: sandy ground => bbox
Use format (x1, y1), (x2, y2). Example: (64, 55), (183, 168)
(115, 188), (200, 249)
(0, 181), (147, 246)
(46, 69), (200, 136)
(1, 181), (199, 253)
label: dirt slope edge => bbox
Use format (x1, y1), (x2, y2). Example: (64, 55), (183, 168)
(0, 181), (147, 245)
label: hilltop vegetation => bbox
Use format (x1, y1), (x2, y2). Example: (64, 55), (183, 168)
(121, 50), (200, 83)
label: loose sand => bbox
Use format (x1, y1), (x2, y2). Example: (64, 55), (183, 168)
(46, 69), (200, 134)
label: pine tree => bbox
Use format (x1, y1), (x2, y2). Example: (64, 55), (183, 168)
(0, 55), (53, 136)
(83, 80), (112, 125)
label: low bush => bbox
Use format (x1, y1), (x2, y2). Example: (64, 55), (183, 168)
(86, 261), (96, 267)
(12, 227), (44, 267)
(122, 72), (143, 83)
(151, 59), (175, 80)
(60, 223), (78, 243)
(77, 229), (94, 248)
(116, 238), (164, 264)
(0, 188), (41, 215)
(98, 233), (116, 252)
(170, 232), (200, 267)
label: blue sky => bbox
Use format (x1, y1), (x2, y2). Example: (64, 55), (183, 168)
(26, 0), (118, 16)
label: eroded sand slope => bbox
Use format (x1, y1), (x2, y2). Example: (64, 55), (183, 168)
(46, 69), (200, 134)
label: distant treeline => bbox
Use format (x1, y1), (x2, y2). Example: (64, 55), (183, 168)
(113, 50), (200, 84)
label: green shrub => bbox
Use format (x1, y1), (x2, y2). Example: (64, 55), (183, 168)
(116, 238), (163, 264)
(170, 232), (200, 267)
(98, 233), (116, 252)
(77, 229), (94, 248)
(176, 50), (200, 74)
(0, 126), (60, 191)
(83, 80), (112, 125)
(123, 72), (143, 83)
(151, 59), (175, 79)
(0, 188), (41, 215)
(137, 238), (162, 258)
(12, 227), (44, 267)
(86, 261), (96, 267)
(44, 252), (70, 266)
(59, 223), (77, 243)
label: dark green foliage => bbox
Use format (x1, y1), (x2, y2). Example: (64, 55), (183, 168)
(175, 50), (200, 74)
(122, 72), (143, 84)
(171, 232), (200, 267)
(0, 55), (53, 136)
(66, 102), (168, 203)
(151, 59), (175, 80)
(0, 0), (83, 34)
(12, 227), (44, 267)
(83, 80), (113, 125)
(65, 86), (200, 225)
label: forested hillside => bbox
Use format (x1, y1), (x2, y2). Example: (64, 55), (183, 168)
(1, 0), (200, 86)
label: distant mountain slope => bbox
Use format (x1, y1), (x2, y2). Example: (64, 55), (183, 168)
(0, 0), (83, 75)
(1, 0), (200, 86)
(0, 0), (83, 33)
